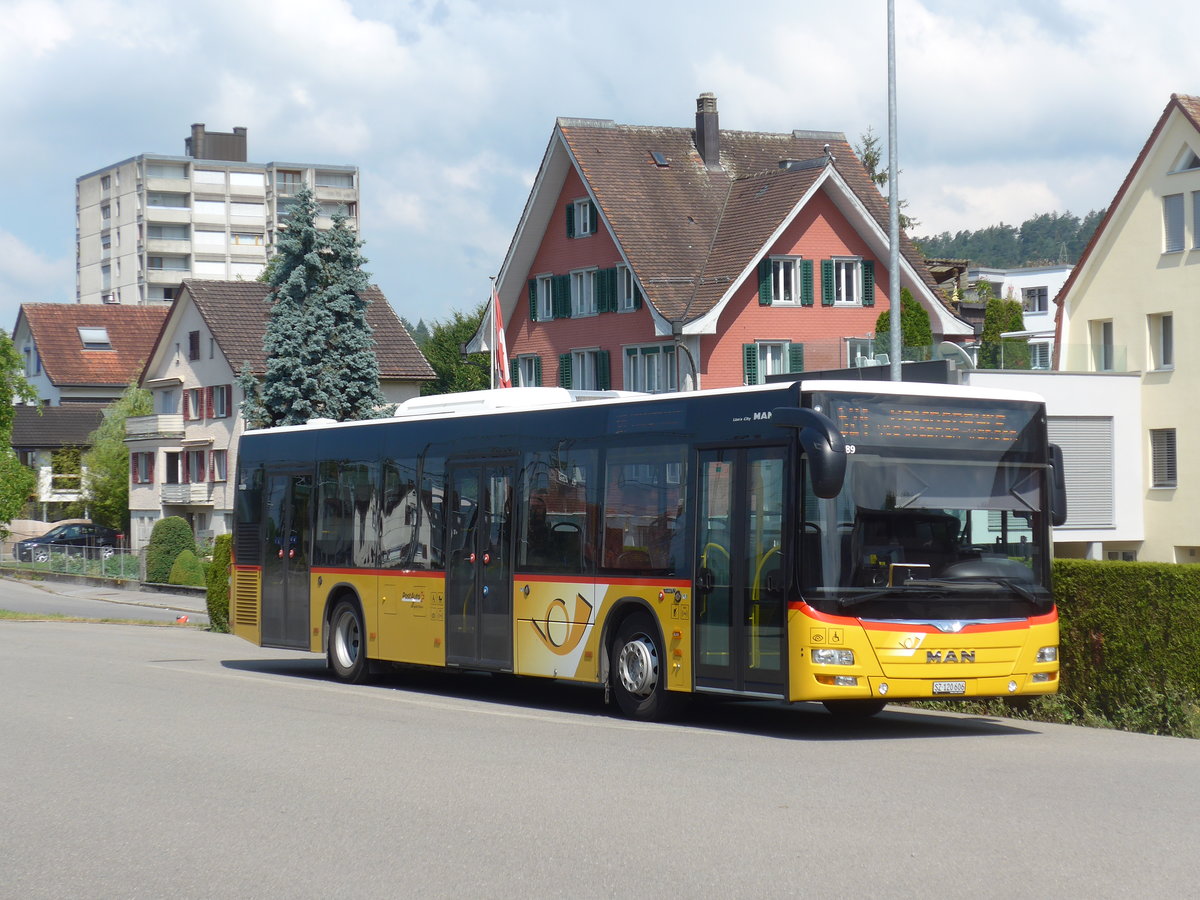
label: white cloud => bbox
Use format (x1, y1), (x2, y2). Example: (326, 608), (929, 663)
(0, 231), (73, 329)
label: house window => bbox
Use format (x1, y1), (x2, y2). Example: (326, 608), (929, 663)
(1091, 319), (1115, 371)
(1149, 313), (1174, 370)
(131, 452), (154, 485)
(831, 259), (862, 305)
(101, 204), (111, 222)
(1150, 428), (1177, 488)
(536, 275), (553, 321)
(315, 170), (354, 188)
(147, 192), (189, 209)
(275, 170), (303, 194)
(100, 175), (111, 190)
(211, 449), (228, 482)
(185, 449), (207, 483)
(515, 355), (542, 387)
(566, 198), (596, 238)
(624, 344), (678, 394)
(147, 256), (189, 271)
(148, 224), (188, 241)
(100, 265), (111, 290)
(743, 341), (804, 385)
(571, 269), (597, 317)
(163, 452), (181, 484)
(184, 387), (204, 420)
(773, 258), (801, 304)
(559, 348), (610, 390)
(188, 331), (200, 361)
(231, 232), (263, 246)
(1023, 286), (1049, 313)
(1164, 193), (1185, 252)
(1030, 342), (1052, 370)
(211, 384), (232, 418)
(617, 265), (641, 312)
(1194, 192), (1200, 249)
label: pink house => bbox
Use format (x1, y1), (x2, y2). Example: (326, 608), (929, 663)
(494, 94), (970, 391)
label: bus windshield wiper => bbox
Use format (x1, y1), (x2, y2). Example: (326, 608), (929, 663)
(836, 585), (947, 609)
(902, 576), (1042, 603)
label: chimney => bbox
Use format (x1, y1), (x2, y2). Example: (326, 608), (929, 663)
(186, 123), (205, 158)
(695, 93), (721, 170)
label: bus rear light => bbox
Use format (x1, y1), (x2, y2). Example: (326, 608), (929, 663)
(812, 648), (854, 666)
(1036, 646), (1058, 663)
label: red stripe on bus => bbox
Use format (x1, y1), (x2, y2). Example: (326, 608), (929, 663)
(789, 601), (1057, 632)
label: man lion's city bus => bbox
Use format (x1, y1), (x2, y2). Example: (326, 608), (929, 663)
(230, 380), (1066, 719)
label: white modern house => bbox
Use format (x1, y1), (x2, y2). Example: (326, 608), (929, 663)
(124, 280), (433, 549)
(966, 264), (1073, 369)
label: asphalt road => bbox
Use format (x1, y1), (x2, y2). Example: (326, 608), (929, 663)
(0, 573), (208, 626)
(3, 616), (1199, 899)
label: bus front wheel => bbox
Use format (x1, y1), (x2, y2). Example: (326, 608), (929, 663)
(611, 612), (677, 721)
(328, 600), (370, 684)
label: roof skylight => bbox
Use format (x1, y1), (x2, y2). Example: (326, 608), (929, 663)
(78, 327), (112, 350)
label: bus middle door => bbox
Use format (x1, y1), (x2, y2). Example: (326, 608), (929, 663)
(260, 469), (313, 650)
(445, 459), (516, 670)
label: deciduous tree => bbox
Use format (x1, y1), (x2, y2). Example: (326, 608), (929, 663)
(0, 328), (37, 539)
(80, 382), (152, 532)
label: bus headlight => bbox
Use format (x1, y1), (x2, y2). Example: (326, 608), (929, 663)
(812, 648), (855, 666)
(1036, 646), (1058, 663)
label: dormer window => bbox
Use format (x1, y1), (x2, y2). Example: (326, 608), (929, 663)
(78, 327), (112, 350)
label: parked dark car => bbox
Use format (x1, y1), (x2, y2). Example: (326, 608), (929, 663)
(13, 524), (120, 562)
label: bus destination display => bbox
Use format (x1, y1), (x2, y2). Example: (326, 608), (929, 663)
(821, 393), (1037, 451)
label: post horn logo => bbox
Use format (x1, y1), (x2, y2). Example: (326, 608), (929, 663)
(533, 593), (594, 655)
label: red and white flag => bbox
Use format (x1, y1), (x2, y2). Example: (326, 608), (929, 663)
(492, 287), (512, 388)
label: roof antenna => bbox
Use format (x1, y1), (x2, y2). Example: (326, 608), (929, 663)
(824, 143), (835, 163)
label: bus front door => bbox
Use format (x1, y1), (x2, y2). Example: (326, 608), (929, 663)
(695, 447), (787, 696)
(260, 471), (313, 650)
(445, 460), (516, 670)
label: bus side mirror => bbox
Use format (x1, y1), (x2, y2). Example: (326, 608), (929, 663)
(1048, 442), (1068, 527)
(772, 407), (847, 499)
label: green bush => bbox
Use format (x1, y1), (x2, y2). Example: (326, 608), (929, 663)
(206, 534), (232, 633)
(168, 549), (206, 587)
(145, 516), (196, 584)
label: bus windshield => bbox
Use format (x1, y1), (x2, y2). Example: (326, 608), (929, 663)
(801, 451), (1052, 620)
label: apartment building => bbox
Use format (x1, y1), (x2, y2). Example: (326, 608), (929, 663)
(75, 124), (359, 306)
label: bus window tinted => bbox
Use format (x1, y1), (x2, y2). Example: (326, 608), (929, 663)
(315, 460), (379, 567)
(603, 444), (686, 575)
(520, 447), (596, 573)
(381, 458), (421, 568)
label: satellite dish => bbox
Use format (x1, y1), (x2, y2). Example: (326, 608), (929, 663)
(935, 341), (975, 370)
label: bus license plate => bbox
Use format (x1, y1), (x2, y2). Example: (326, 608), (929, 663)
(933, 681), (966, 695)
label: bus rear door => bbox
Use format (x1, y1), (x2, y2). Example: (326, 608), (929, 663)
(260, 469), (313, 650)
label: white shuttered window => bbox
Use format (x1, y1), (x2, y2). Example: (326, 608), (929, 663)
(1047, 416), (1115, 527)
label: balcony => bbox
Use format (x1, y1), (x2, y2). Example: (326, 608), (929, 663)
(161, 482), (214, 505)
(125, 414), (184, 440)
(146, 238), (191, 254)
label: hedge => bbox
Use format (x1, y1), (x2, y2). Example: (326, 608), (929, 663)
(206, 534), (231, 633)
(168, 549), (206, 587)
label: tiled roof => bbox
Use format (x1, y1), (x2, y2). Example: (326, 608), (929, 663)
(559, 122), (937, 323)
(20, 303), (169, 387)
(181, 280), (434, 379)
(10, 403), (107, 449)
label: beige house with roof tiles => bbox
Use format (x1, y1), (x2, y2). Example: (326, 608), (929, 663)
(124, 280), (432, 549)
(1056, 93), (1200, 563)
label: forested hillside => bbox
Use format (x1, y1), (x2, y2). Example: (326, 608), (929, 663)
(913, 209), (1106, 268)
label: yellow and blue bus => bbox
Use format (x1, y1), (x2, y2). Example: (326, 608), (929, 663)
(230, 380), (1065, 719)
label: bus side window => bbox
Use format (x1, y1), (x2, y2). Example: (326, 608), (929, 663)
(381, 458), (421, 569)
(602, 444), (685, 575)
(422, 460), (445, 570)
(519, 448), (594, 574)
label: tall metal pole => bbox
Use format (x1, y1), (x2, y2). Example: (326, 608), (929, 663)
(887, 0), (902, 381)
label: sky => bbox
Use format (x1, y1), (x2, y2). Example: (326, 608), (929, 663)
(2, 0), (1198, 334)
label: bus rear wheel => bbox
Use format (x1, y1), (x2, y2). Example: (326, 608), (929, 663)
(822, 699), (887, 717)
(328, 600), (370, 684)
(611, 612), (677, 721)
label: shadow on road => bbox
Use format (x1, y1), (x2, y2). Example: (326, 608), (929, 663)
(221, 656), (1039, 741)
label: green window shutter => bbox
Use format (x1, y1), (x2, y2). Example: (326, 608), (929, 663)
(743, 343), (759, 385)
(788, 343), (805, 374)
(597, 350), (611, 390)
(589, 202), (599, 235)
(862, 260), (876, 307)
(558, 353), (573, 388)
(758, 259), (772, 306)
(528, 279), (538, 322)
(565, 203), (575, 238)
(597, 268), (614, 313)
(553, 274), (571, 318)
(634, 282), (643, 309)
(800, 259), (814, 307)
(821, 259), (835, 306)
(533, 356), (543, 386)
